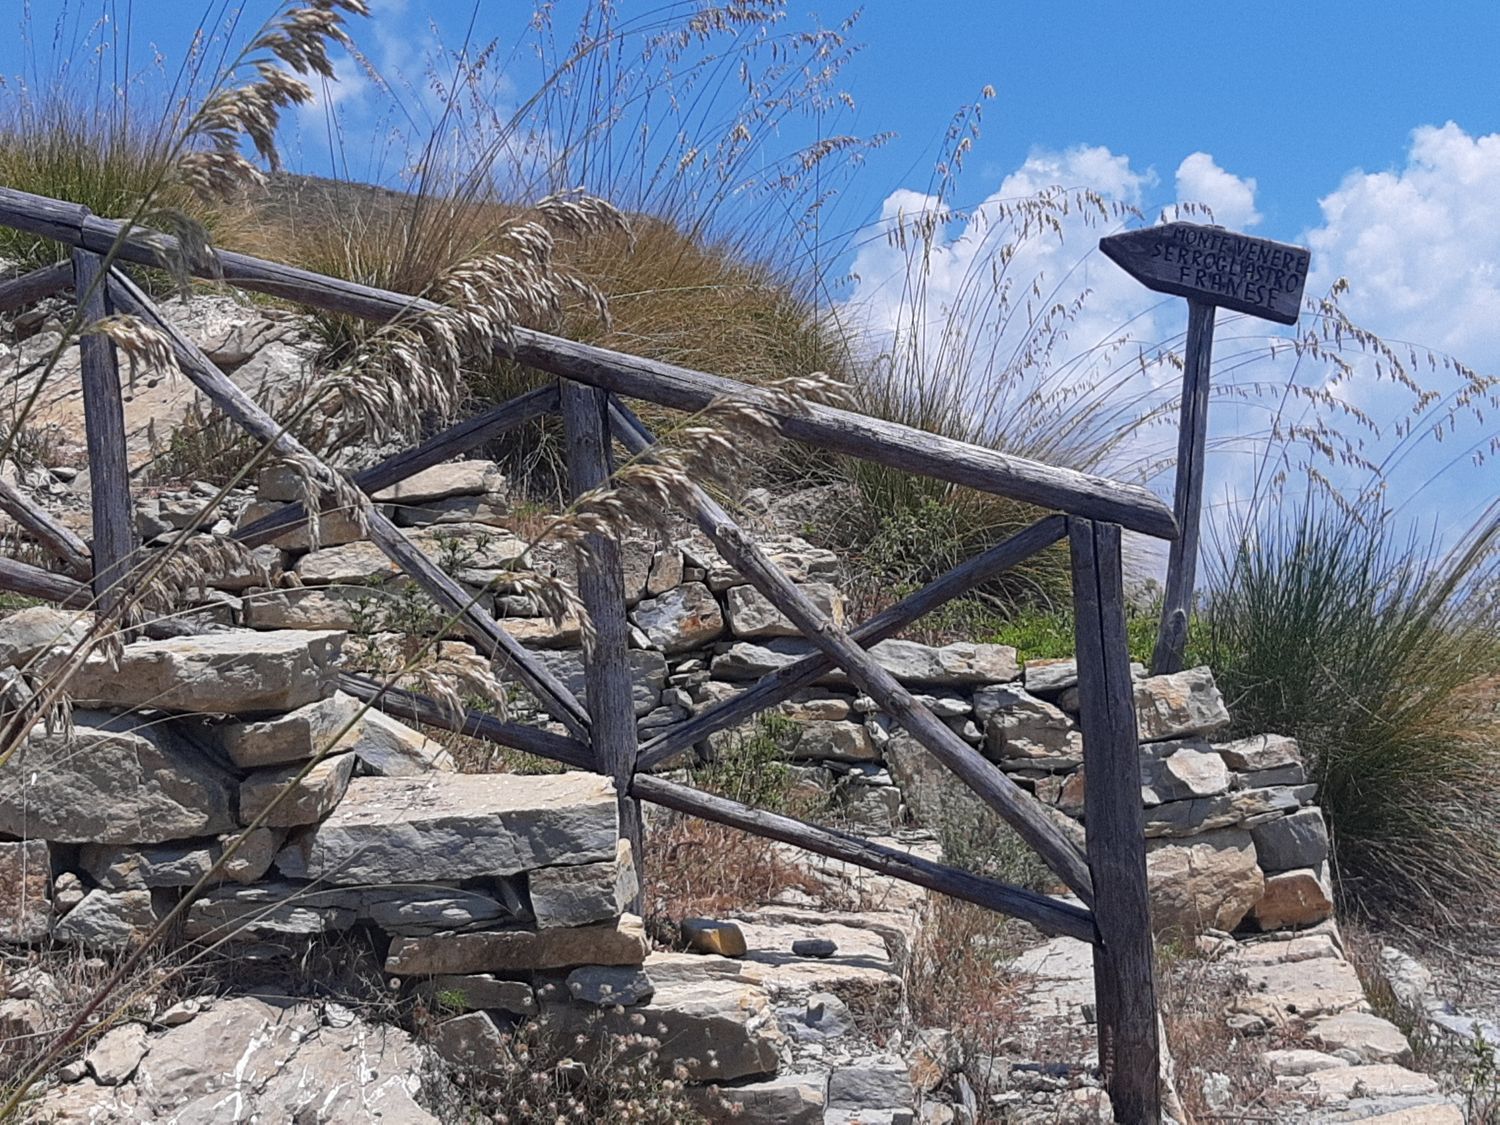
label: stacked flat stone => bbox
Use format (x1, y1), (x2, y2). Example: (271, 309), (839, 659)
(0, 610), (644, 1002)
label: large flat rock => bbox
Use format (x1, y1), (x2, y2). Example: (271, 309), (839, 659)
(275, 771), (618, 884)
(48, 631), (343, 714)
(0, 711), (238, 844)
(386, 914), (649, 974)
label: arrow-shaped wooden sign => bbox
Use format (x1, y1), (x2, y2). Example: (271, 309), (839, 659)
(1099, 221), (1311, 676)
(1099, 222), (1310, 325)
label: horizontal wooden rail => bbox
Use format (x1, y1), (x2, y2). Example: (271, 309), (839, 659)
(0, 187), (1177, 539)
(0, 556), (91, 606)
(108, 269), (592, 739)
(632, 774), (1097, 943)
(636, 506), (1069, 770)
(337, 673), (594, 770)
(235, 383), (558, 548)
(0, 260), (72, 313)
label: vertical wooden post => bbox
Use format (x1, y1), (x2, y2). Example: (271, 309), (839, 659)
(1152, 299), (1215, 675)
(1071, 517), (1161, 1124)
(560, 380), (643, 907)
(71, 247), (136, 617)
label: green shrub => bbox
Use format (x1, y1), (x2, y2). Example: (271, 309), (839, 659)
(1198, 499), (1500, 918)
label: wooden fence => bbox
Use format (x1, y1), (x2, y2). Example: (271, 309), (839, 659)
(0, 186), (1179, 1123)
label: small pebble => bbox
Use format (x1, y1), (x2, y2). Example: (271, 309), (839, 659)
(792, 938), (837, 959)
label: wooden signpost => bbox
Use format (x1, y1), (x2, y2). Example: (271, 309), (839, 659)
(1099, 222), (1311, 675)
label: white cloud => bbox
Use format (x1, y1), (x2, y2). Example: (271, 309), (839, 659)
(844, 131), (1499, 553)
(1175, 152), (1261, 230)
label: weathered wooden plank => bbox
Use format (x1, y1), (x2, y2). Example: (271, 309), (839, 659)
(0, 187), (1176, 539)
(107, 269), (592, 739)
(234, 384), (558, 548)
(613, 401), (1095, 903)
(632, 774), (1097, 943)
(0, 556), (91, 607)
(336, 672), (595, 771)
(0, 476), (92, 578)
(1070, 518), (1161, 1123)
(632, 472), (1068, 768)
(561, 381), (643, 904)
(1099, 222), (1309, 326)
(72, 249), (136, 617)
(1151, 299), (1215, 676)
(0, 260), (72, 313)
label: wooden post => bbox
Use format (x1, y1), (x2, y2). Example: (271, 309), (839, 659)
(560, 381), (643, 904)
(71, 247), (136, 617)
(1070, 518), (1161, 1123)
(1151, 299), (1215, 675)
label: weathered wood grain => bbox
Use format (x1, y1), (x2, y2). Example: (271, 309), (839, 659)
(1152, 299), (1215, 675)
(1071, 517), (1162, 1123)
(0, 556), (91, 607)
(561, 380), (643, 903)
(633, 774), (1097, 943)
(0, 476), (92, 578)
(1099, 222), (1309, 325)
(613, 401), (1094, 903)
(107, 269), (592, 739)
(234, 384), (558, 548)
(71, 248), (136, 617)
(0, 187), (1176, 539)
(0, 260), (72, 313)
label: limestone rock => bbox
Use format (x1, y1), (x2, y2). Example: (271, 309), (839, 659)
(220, 691), (363, 768)
(0, 839), (50, 942)
(867, 639), (1018, 686)
(182, 880), (356, 940)
(386, 913), (650, 974)
(430, 1011), (506, 1070)
(276, 771), (618, 884)
(424, 974), (536, 1015)
(1022, 658), (1078, 695)
(541, 956), (782, 1082)
(0, 605), (92, 667)
(686, 1074), (825, 1124)
(1229, 953), (1368, 1021)
(529, 649), (666, 717)
(372, 460), (503, 504)
(566, 966), (655, 1007)
(1249, 868), (1334, 930)
(632, 582), (725, 654)
(646, 547), (683, 596)
(80, 829), (282, 889)
(1133, 667), (1231, 742)
(0, 711), (237, 843)
(1309, 1010), (1413, 1065)
(788, 720), (879, 763)
(393, 493), (509, 527)
(295, 540), (402, 585)
(1250, 808), (1330, 873)
(1215, 733), (1302, 772)
(683, 918), (749, 957)
(529, 839), (639, 928)
(1146, 829), (1263, 935)
(1140, 740), (1231, 805)
(726, 581), (846, 639)
(982, 687), (1084, 766)
(1300, 1063), (1438, 1101)
(235, 497), (370, 550)
(1378, 947), (1434, 1011)
(86, 1022), (149, 1086)
(1261, 1047), (1350, 1077)
(241, 585), (389, 631)
(126, 995), (437, 1121)
(704, 536), (840, 591)
(53, 889), (160, 950)
(344, 708), (455, 776)
(828, 1056), (914, 1115)
(239, 751), (357, 827)
(50, 630), (342, 714)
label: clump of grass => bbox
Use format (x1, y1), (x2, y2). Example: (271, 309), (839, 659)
(980, 602), (1159, 665)
(1198, 498), (1500, 920)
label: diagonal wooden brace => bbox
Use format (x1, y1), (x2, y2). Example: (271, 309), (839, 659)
(636, 512), (1067, 770)
(609, 399), (1094, 904)
(107, 269), (591, 739)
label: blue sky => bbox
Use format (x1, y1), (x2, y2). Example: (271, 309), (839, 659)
(5, 1), (1497, 541)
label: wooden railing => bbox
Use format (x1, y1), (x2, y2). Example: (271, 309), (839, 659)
(0, 185), (1178, 1123)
